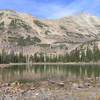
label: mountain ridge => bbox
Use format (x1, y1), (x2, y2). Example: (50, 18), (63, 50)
(0, 9), (100, 55)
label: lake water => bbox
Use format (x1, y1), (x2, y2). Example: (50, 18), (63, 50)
(0, 64), (100, 83)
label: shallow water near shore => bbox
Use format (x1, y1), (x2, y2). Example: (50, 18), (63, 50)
(0, 64), (100, 83)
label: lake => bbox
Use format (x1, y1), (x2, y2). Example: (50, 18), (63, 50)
(0, 64), (100, 83)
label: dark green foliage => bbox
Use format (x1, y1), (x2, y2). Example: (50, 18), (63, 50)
(8, 36), (41, 46)
(0, 43), (100, 63)
(45, 30), (51, 35)
(92, 43), (100, 62)
(85, 47), (93, 62)
(38, 44), (50, 48)
(60, 26), (67, 30)
(69, 49), (80, 62)
(9, 20), (16, 28)
(75, 33), (84, 38)
(80, 51), (85, 62)
(95, 25), (100, 27)
(0, 13), (4, 16)
(32, 36), (41, 43)
(0, 21), (4, 30)
(80, 39), (99, 48)
(0, 51), (27, 64)
(34, 20), (48, 28)
(9, 19), (32, 32)
(33, 53), (40, 62)
(64, 53), (70, 62)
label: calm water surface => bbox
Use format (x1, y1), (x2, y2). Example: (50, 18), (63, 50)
(0, 64), (100, 82)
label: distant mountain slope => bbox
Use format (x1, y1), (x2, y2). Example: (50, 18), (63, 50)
(0, 9), (100, 55)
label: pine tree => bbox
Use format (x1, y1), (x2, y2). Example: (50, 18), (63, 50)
(93, 43), (100, 62)
(80, 51), (85, 62)
(85, 47), (93, 62)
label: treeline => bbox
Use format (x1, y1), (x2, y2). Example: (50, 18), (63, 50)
(30, 47), (100, 63)
(0, 51), (26, 64)
(0, 45), (100, 64)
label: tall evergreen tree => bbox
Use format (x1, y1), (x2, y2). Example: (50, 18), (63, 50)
(85, 47), (93, 62)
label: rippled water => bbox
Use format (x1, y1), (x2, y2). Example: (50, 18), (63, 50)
(0, 64), (100, 83)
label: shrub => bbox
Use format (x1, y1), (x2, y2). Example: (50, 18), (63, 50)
(34, 20), (48, 28)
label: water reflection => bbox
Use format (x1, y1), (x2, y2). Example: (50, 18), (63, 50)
(0, 64), (100, 82)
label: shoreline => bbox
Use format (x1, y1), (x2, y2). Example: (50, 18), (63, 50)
(0, 62), (100, 68)
(0, 78), (100, 100)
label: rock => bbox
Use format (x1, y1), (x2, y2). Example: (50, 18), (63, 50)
(78, 83), (84, 88)
(10, 81), (19, 87)
(1, 83), (10, 87)
(30, 87), (35, 90)
(72, 83), (79, 89)
(48, 80), (64, 86)
(72, 83), (85, 89)
(84, 83), (91, 87)
(57, 82), (64, 86)
(0, 80), (100, 100)
(35, 93), (39, 96)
